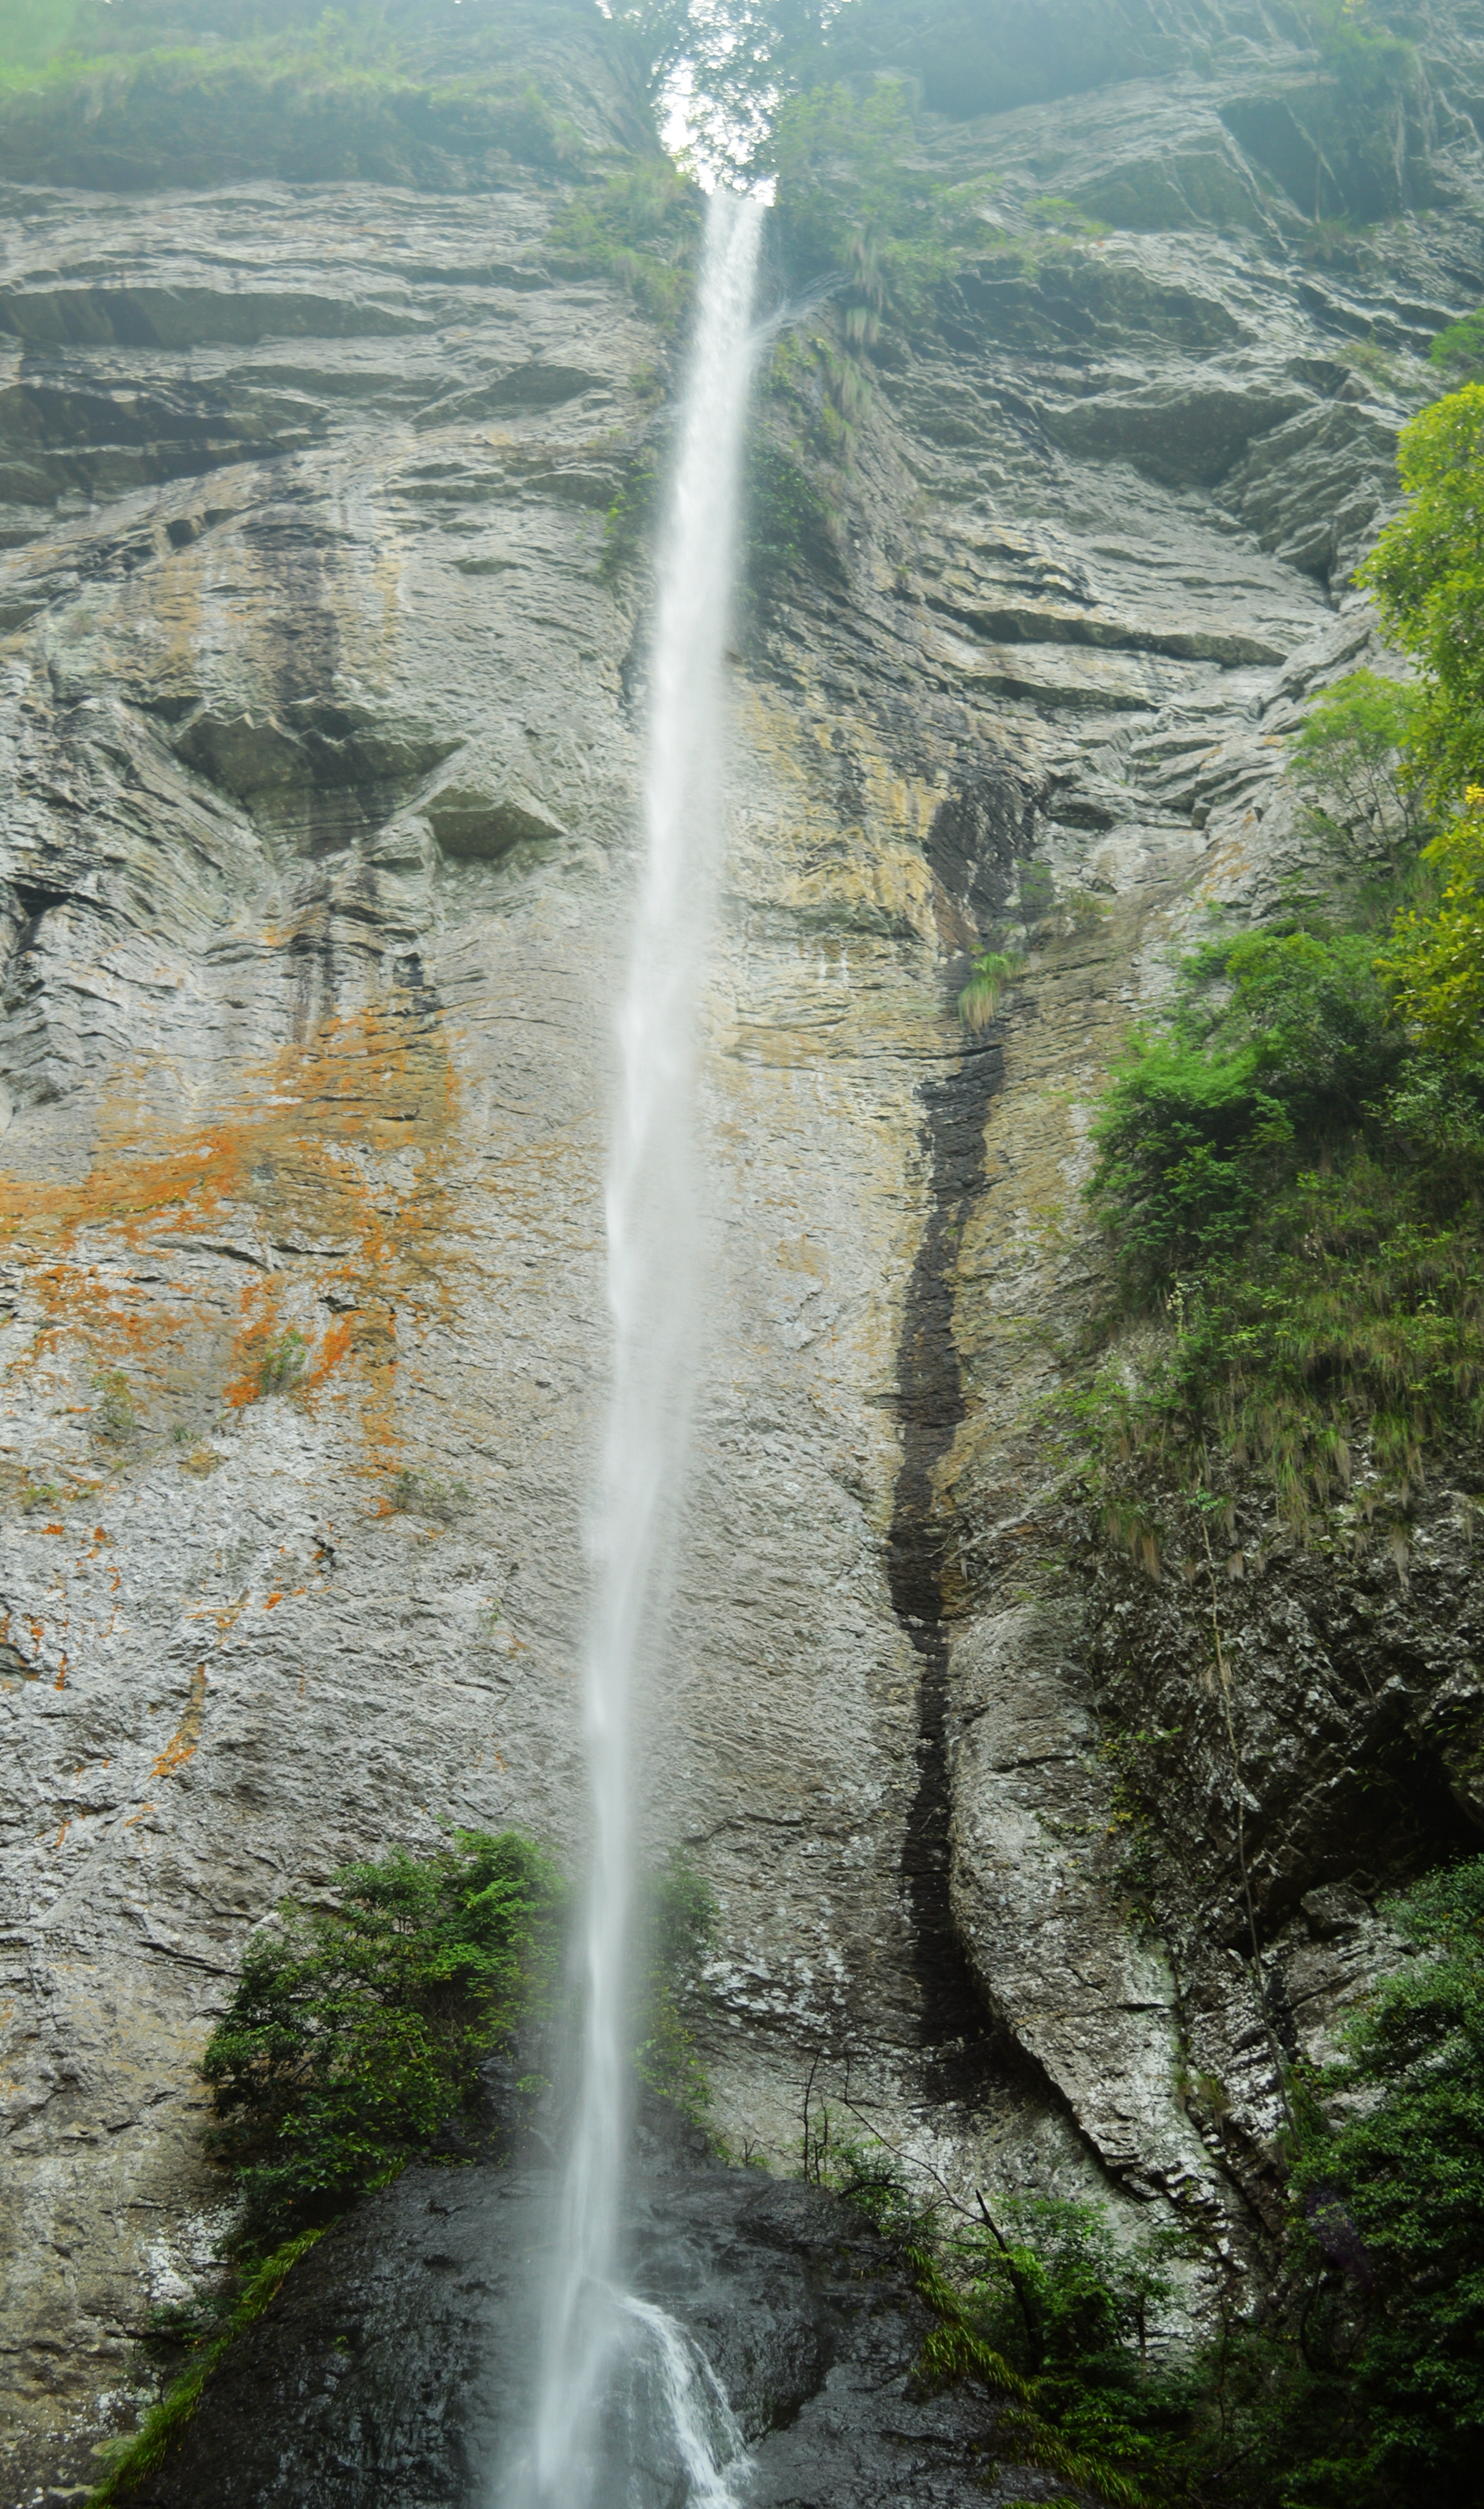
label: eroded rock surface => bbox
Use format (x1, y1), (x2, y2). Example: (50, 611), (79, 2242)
(3, 0), (1484, 2494)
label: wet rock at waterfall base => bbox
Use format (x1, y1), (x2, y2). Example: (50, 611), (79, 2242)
(130, 2133), (1027, 2509)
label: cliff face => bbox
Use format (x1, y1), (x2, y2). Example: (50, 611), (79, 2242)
(3, 0), (1484, 2493)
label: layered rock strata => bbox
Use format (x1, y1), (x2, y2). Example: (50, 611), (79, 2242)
(3, 1), (1484, 2492)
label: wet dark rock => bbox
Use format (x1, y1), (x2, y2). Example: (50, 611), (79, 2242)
(134, 2140), (1018, 2509)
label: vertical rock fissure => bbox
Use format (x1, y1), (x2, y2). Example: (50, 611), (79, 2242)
(888, 1030), (1003, 2085)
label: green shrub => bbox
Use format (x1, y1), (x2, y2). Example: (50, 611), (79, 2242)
(202, 1830), (564, 2238)
(1358, 384), (1484, 820)
(958, 947), (1023, 1031)
(1300, 0), (1417, 99)
(838, 1862), (1484, 2508)
(1289, 669), (1425, 907)
(91, 1367), (138, 1444)
(1088, 927), (1401, 1296)
(543, 158), (701, 324)
(1376, 787), (1484, 1055)
(388, 1465), (472, 1519)
(1429, 308), (1484, 379)
(1079, 897), (1484, 1523)
(0, 4), (587, 187)
(743, 435), (841, 596)
(910, 2195), (1191, 2506)
(258, 1328), (307, 1396)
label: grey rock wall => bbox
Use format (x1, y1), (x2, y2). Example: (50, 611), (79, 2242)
(3, 2), (1484, 2493)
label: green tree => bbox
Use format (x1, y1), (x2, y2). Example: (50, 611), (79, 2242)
(1087, 927), (1398, 1293)
(202, 1829), (564, 2236)
(1289, 669), (1425, 903)
(1429, 306), (1484, 381)
(1358, 384), (1484, 818)
(1375, 786), (1484, 1055)
(767, 74), (952, 322)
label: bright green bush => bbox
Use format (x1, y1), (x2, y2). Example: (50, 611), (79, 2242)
(1428, 306), (1484, 380)
(1289, 670), (1425, 906)
(202, 1829), (564, 2236)
(543, 158), (701, 324)
(1376, 787), (1484, 1055)
(1087, 928), (1400, 1296)
(1079, 907), (1484, 1523)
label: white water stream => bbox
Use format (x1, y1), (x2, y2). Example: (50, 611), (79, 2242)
(506, 188), (764, 2509)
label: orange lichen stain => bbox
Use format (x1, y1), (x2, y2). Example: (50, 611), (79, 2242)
(51, 1823), (69, 1850)
(54, 1656), (67, 1692)
(150, 1668), (207, 1779)
(0, 998), (461, 1475)
(38, 1523), (65, 1537)
(124, 1803), (156, 1827)
(301, 1315), (353, 1394)
(263, 1592), (283, 1611)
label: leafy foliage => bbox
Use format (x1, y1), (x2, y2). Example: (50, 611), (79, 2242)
(1358, 383), (1484, 820)
(202, 1829), (564, 2238)
(1078, 364), (1484, 1526)
(958, 947), (1023, 1032)
(767, 77), (954, 326)
(1088, 929), (1402, 1295)
(1299, 0), (1417, 99)
(1376, 788), (1484, 1054)
(1428, 305), (1484, 380)
(543, 157), (702, 324)
(0, 1), (589, 186)
(1081, 913), (1484, 1525)
(817, 1865), (1484, 2509)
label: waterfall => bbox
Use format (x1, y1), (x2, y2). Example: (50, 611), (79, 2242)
(506, 187), (765, 2509)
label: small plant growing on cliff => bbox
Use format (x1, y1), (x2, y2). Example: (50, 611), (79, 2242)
(388, 1467), (472, 1520)
(202, 1831), (564, 2239)
(543, 159), (701, 324)
(257, 1328), (306, 1397)
(91, 1368), (137, 1444)
(958, 948), (1023, 1032)
(86, 2230), (325, 2509)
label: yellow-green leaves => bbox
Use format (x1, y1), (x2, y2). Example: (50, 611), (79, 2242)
(1358, 383), (1484, 820)
(1377, 787), (1484, 1055)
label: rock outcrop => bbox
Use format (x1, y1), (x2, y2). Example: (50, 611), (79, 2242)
(3, 0), (1484, 2494)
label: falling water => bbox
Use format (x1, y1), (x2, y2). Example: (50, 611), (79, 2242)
(507, 188), (764, 2509)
